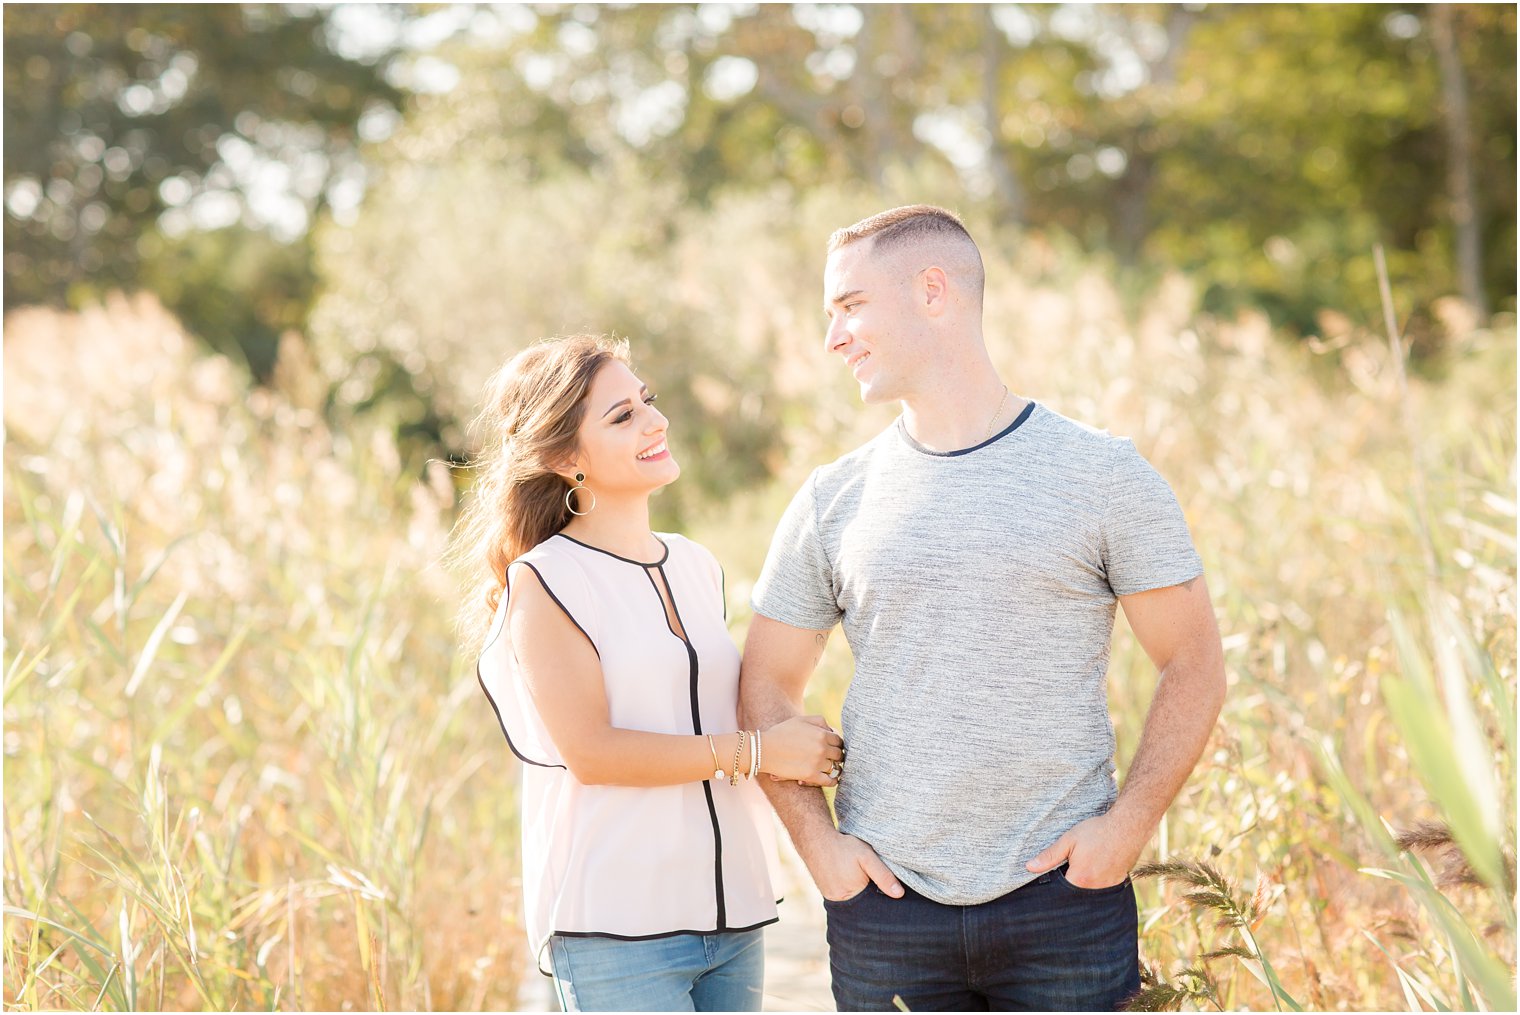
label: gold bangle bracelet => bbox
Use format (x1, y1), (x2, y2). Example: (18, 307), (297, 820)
(706, 734), (723, 781)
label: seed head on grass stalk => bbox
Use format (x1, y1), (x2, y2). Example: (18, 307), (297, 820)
(1132, 860), (1253, 930)
(1131, 858), (1301, 1012)
(1396, 819), (1517, 895)
(1126, 961), (1224, 1013)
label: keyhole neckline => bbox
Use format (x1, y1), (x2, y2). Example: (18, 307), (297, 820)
(553, 531), (670, 567)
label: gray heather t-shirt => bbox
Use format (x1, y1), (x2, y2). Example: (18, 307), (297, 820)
(751, 402), (1203, 905)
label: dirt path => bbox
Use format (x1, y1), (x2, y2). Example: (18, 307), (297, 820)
(761, 818), (834, 1012)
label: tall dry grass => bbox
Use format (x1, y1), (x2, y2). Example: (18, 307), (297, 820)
(4, 243), (1515, 1011)
(3, 295), (525, 1010)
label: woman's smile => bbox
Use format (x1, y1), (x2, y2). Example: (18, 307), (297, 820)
(636, 438), (669, 462)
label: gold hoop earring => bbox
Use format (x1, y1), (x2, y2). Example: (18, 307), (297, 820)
(565, 472), (595, 516)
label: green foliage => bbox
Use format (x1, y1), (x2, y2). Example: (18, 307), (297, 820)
(1149, 4), (1516, 335)
(8, 2), (1515, 415)
(306, 127), (903, 511)
(2, 2), (401, 363)
(1316, 600), (1517, 1012)
(397, 3), (1514, 337)
(138, 225), (315, 379)
(303, 2), (1520, 487)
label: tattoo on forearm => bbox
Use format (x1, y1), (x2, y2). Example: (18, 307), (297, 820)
(813, 631), (828, 664)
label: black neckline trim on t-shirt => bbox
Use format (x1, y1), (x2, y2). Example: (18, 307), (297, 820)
(897, 400), (1037, 458)
(553, 531), (670, 566)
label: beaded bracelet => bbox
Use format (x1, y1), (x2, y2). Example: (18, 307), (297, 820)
(730, 730), (746, 786)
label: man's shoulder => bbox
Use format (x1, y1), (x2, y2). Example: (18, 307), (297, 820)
(803, 421), (900, 492)
(1027, 403), (1122, 450)
(1018, 403), (1145, 476)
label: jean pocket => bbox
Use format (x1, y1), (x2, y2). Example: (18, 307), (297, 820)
(822, 882), (875, 908)
(1054, 865), (1132, 896)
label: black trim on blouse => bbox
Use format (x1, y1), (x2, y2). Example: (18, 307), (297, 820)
(539, 916), (781, 977)
(552, 530), (670, 566)
(482, 538), (741, 951)
(516, 561), (600, 657)
(656, 561), (728, 930)
(477, 560), (609, 770)
(476, 665), (566, 771)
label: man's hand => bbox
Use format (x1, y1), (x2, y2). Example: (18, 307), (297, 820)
(811, 832), (906, 901)
(1025, 812), (1148, 889)
(741, 618), (904, 903)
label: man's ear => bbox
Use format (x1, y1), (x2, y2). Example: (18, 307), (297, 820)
(919, 266), (949, 316)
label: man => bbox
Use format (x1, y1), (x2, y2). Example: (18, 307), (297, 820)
(740, 205), (1225, 1012)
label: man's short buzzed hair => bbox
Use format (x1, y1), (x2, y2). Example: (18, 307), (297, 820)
(828, 204), (976, 256)
(828, 204), (985, 302)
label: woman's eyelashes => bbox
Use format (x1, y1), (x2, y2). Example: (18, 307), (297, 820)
(612, 393), (658, 425)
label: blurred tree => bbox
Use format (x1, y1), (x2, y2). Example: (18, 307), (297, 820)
(1096, 2), (1514, 333)
(11, 0), (1511, 411)
(137, 224), (316, 377)
(3, 3), (403, 375)
(1428, 3), (1490, 320)
(418, 2), (1513, 332)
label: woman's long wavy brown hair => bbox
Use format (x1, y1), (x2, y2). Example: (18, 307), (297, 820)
(449, 335), (628, 651)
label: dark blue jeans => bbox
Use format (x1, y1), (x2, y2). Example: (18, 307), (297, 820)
(824, 864), (1140, 1012)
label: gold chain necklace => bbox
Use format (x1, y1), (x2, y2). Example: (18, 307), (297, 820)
(983, 385), (1009, 441)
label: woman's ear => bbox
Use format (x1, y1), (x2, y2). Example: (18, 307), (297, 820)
(548, 454), (581, 483)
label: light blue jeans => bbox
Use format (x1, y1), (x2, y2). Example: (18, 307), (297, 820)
(547, 929), (765, 1012)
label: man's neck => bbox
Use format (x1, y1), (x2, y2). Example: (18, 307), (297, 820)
(900, 364), (1028, 453)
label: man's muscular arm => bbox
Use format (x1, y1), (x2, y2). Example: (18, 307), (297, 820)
(740, 615), (904, 901)
(1027, 574), (1225, 888)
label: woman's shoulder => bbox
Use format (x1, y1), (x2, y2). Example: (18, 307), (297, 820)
(509, 535), (598, 593)
(513, 533), (576, 568)
(655, 531), (718, 564)
(507, 536), (602, 636)
(656, 533), (726, 591)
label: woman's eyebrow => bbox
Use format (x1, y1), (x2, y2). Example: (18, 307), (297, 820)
(601, 385), (650, 418)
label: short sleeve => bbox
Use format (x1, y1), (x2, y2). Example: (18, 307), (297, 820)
(509, 549), (601, 649)
(1100, 439), (1204, 596)
(751, 472), (843, 630)
(477, 548), (600, 770)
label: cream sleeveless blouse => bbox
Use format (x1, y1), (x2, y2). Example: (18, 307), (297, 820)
(477, 531), (780, 971)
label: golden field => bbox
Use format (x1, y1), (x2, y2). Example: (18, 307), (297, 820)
(4, 252), (1514, 1010)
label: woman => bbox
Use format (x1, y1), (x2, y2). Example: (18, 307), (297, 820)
(455, 335), (844, 1012)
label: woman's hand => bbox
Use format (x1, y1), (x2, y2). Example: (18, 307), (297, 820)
(759, 715), (844, 786)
